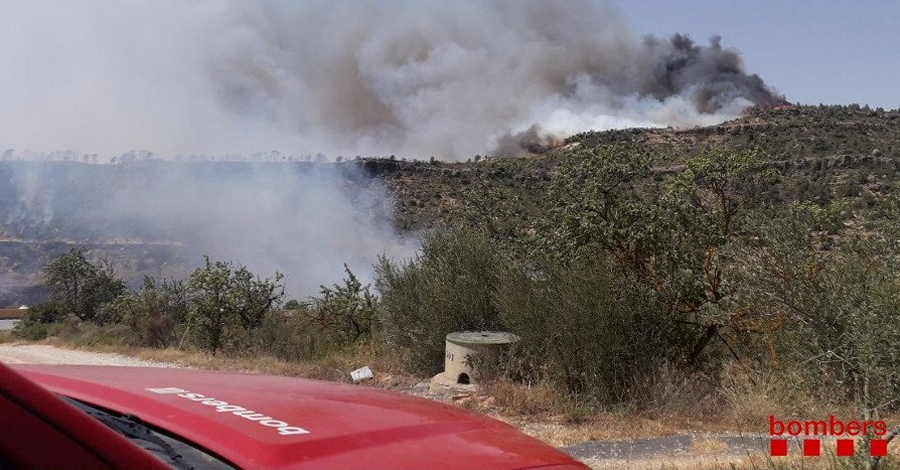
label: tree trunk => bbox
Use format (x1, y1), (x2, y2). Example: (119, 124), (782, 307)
(688, 323), (720, 366)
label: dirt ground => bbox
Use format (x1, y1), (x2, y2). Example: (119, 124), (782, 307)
(0, 343), (179, 367)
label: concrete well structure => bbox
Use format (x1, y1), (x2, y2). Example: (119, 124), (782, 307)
(431, 331), (519, 389)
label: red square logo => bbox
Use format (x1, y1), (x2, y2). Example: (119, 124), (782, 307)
(836, 439), (855, 457)
(870, 439), (888, 457)
(770, 439), (788, 456)
(803, 439), (821, 457)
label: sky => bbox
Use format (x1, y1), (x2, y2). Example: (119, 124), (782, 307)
(0, 0), (896, 161)
(609, 0), (900, 110)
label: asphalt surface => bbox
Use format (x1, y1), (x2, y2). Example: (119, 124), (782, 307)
(563, 434), (770, 460)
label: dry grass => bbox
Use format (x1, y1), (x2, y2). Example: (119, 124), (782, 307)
(579, 438), (900, 470)
(499, 412), (688, 448)
(471, 377), (699, 446)
(689, 436), (730, 454)
(480, 378), (562, 415)
(15, 336), (900, 470)
(717, 361), (860, 432)
(0, 308), (27, 320)
(0, 331), (14, 343)
(61, 340), (422, 391)
(630, 363), (722, 424)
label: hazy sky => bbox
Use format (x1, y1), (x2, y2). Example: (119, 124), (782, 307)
(609, 0), (900, 109)
(1, 1), (895, 160)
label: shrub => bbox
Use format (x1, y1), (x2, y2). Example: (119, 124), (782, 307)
(306, 265), (379, 346)
(250, 309), (344, 361)
(730, 200), (900, 412)
(94, 277), (187, 348)
(13, 302), (63, 341)
(375, 227), (508, 376)
(495, 255), (691, 403)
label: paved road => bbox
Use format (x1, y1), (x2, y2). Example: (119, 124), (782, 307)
(561, 433), (771, 469)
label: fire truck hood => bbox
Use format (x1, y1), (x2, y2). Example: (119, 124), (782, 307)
(12, 365), (584, 470)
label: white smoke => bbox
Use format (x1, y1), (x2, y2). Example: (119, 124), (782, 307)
(105, 163), (411, 296)
(0, 0), (785, 299)
(1, 161), (412, 298)
(0, 0), (779, 160)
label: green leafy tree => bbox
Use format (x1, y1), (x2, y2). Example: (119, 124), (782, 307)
(186, 257), (284, 354)
(534, 144), (657, 263)
(537, 145), (774, 365)
(96, 276), (188, 347)
(729, 199), (900, 469)
(307, 265), (379, 345)
(43, 247), (126, 322)
(662, 147), (775, 363)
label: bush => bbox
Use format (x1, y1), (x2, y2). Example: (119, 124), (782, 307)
(95, 277), (187, 348)
(495, 255), (691, 403)
(730, 200), (900, 412)
(13, 302), (63, 341)
(375, 227), (509, 376)
(306, 265), (379, 346)
(13, 322), (50, 341)
(60, 321), (130, 347)
(250, 309), (341, 361)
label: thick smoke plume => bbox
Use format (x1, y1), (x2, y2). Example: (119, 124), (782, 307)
(0, 0), (781, 160)
(0, 1), (784, 300)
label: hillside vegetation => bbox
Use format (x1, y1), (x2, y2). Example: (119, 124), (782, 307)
(7, 105), (900, 466)
(379, 104), (900, 236)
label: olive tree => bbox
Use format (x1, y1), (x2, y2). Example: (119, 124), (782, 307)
(186, 257), (284, 354)
(536, 145), (774, 365)
(307, 265), (379, 346)
(43, 247), (126, 322)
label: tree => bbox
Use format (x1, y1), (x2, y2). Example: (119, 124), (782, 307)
(662, 146), (775, 363)
(307, 265), (379, 345)
(534, 144), (657, 264)
(729, 199), (900, 470)
(96, 276), (189, 348)
(186, 257), (284, 354)
(537, 145), (774, 365)
(43, 247), (126, 322)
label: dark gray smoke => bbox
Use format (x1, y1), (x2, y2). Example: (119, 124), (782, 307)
(0, 0), (780, 160)
(492, 125), (566, 158)
(638, 34), (781, 114)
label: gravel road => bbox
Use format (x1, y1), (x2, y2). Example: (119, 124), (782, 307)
(0, 343), (179, 367)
